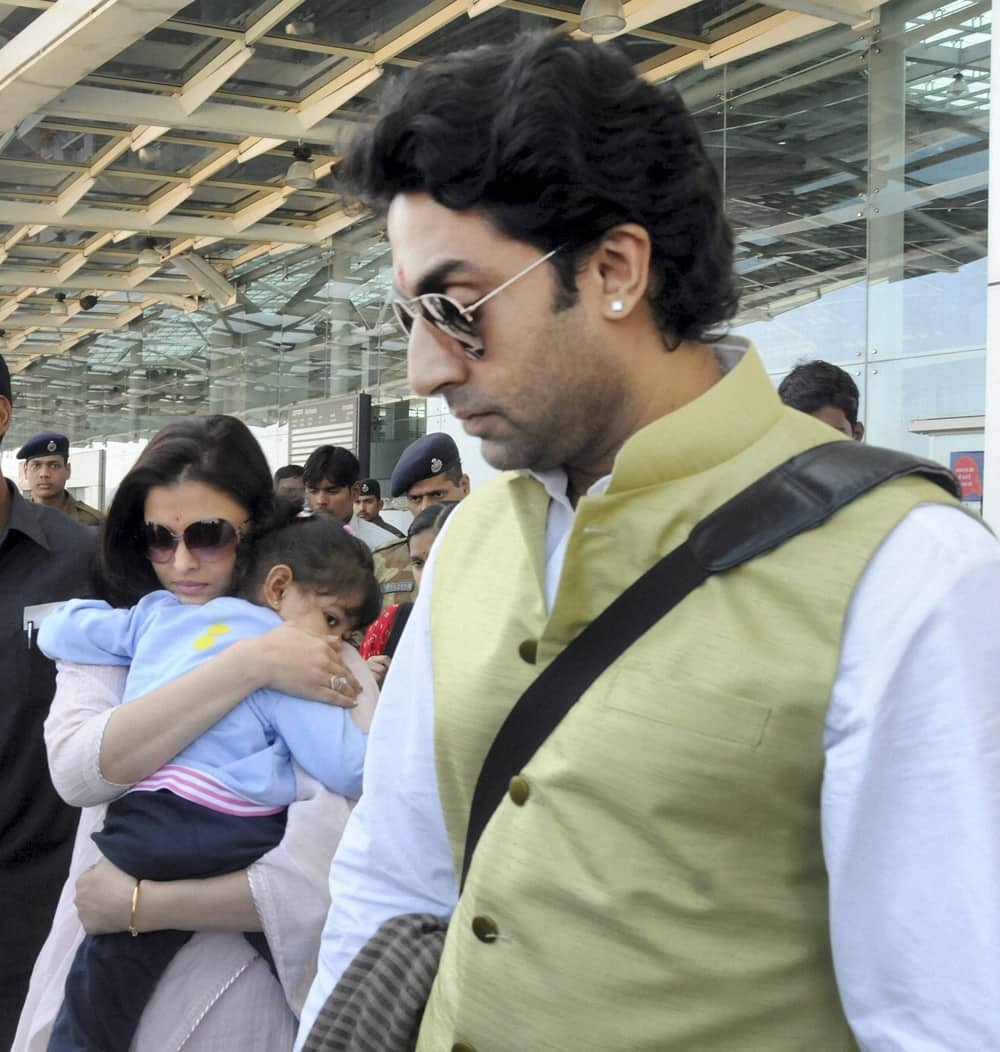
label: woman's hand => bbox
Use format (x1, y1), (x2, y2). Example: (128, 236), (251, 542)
(249, 623), (360, 706)
(75, 857), (136, 934)
(366, 654), (391, 687)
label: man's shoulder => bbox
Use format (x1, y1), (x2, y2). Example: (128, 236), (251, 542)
(27, 498), (95, 553)
(67, 497), (103, 526)
(353, 516), (398, 548)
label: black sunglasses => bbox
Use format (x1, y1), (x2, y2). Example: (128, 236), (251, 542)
(143, 519), (243, 565)
(391, 247), (560, 359)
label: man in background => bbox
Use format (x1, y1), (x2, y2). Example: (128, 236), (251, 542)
(354, 478), (404, 538)
(17, 432), (102, 525)
(274, 464), (306, 506)
(390, 432), (470, 513)
(778, 360), (864, 440)
(0, 357), (94, 1047)
(370, 434), (471, 610)
(303, 445), (397, 549)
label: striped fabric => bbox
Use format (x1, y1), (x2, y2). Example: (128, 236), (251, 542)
(303, 913), (447, 1052)
(130, 764), (286, 817)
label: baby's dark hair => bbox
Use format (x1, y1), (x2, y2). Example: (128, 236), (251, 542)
(240, 501), (380, 630)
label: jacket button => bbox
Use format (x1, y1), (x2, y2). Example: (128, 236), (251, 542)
(518, 639), (538, 663)
(508, 775), (530, 805)
(452, 1044), (477, 1052)
(471, 915), (499, 942)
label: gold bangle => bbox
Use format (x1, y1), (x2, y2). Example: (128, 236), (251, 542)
(128, 879), (142, 937)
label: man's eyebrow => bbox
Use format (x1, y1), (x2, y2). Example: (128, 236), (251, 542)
(403, 259), (477, 299)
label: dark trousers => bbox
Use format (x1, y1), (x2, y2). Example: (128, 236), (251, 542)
(48, 790), (287, 1052)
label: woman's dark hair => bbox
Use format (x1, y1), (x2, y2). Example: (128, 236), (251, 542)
(340, 32), (737, 344)
(407, 500), (458, 544)
(95, 415), (275, 607)
(240, 502), (380, 630)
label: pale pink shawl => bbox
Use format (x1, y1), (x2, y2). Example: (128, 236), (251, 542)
(14, 649), (377, 1052)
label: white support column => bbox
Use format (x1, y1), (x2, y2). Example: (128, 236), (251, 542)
(984, 29), (1000, 525)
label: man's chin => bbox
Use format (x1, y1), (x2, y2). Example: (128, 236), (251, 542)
(480, 437), (551, 474)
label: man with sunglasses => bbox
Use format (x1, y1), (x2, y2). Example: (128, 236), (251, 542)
(0, 355), (94, 1049)
(298, 34), (1000, 1052)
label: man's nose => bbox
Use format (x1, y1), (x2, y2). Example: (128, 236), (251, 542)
(407, 318), (470, 397)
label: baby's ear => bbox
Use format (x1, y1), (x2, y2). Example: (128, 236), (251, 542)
(260, 563), (294, 611)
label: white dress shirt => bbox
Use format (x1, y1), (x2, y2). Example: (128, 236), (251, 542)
(298, 476), (1000, 1050)
(348, 513), (398, 550)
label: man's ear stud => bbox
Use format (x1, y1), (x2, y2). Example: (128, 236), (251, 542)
(610, 299), (625, 313)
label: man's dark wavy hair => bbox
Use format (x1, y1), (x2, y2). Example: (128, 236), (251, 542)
(339, 32), (737, 344)
(778, 360), (860, 427)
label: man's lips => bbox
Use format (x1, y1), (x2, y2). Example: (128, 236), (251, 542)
(453, 409), (499, 435)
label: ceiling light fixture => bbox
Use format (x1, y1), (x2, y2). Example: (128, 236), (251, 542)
(138, 236), (164, 267)
(579, 0), (626, 34)
(50, 292), (69, 317)
(284, 17), (316, 36)
(285, 144), (317, 190)
(80, 294), (99, 311)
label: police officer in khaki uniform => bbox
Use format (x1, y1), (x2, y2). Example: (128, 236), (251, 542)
(16, 432), (102, 526)
(372, 434), (471, 610)
(354, 478), (405, 539)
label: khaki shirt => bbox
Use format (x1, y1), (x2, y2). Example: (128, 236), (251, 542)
(372, 537), (416, 611)
(34, 490), (103, 527)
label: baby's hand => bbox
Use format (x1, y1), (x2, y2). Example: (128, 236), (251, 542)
(366, 654), (391, 686)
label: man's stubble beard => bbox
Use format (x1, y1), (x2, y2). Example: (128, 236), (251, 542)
(474, 317), (625, 475)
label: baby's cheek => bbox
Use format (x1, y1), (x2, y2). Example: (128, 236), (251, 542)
(285, 608), (334, 638)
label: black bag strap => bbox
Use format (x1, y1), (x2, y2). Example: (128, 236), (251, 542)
(460, 441), (958, 886)
(384, 602), (414, 658)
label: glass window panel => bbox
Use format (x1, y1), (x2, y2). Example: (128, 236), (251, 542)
(264, 0), (437, 47)
(92, 27), (221, 84)
(223, 44), (351, 100)
(646, 0), (779, 44)
(738, 280), (868, 372)
(108, 141), (225, 180)
(2, 127), (115, 164)
(866, 1), (989, 365)
(863, 348), (985, 455)
(399, 6), (560, 61)
(0, 163), (69, 193)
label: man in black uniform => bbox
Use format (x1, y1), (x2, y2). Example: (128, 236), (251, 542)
(0, 356), (94, 1047)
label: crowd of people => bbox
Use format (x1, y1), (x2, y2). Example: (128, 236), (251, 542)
(2, 29), (999, 1052)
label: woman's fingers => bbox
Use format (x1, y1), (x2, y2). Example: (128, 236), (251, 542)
(259, 623), (360, 706)
(75, 857), (135, 934)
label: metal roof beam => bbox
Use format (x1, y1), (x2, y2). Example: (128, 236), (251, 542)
(0, 0), (194, 132)
(0, 200), (321, 244)
(41, 85), (357, 146)
(0, 269), (200, 294)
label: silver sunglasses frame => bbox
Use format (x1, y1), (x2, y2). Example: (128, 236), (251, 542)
(391, 247), (560, 360)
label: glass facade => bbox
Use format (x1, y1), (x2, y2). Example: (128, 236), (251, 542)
(0, 0), (990, 509)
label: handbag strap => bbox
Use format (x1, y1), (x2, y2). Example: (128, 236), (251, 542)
(460, 441), (958, 887)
